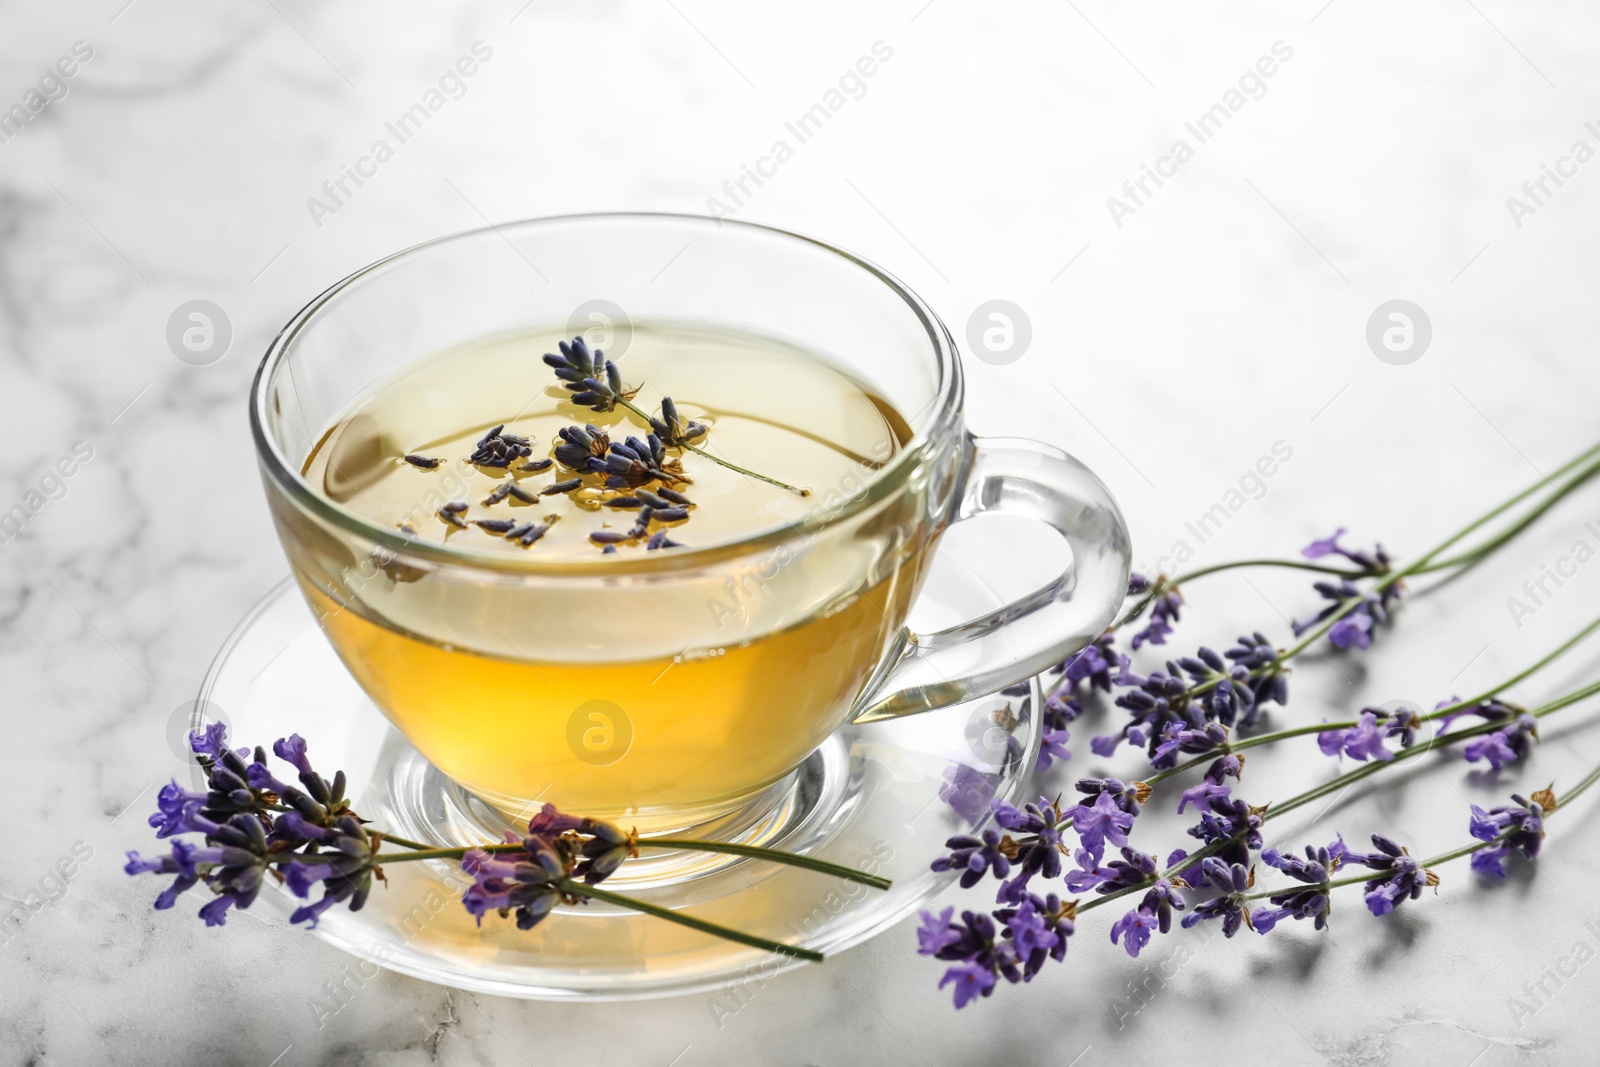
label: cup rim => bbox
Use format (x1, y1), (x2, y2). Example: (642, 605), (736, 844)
(249, 212), (962, 576)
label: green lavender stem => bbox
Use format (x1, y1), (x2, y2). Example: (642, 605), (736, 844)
(1078, 679), (1600, 915)
(375, 837), (891, 889)
(367, 831), (889, 961)
(377, 832), (434, 851)
(562, 881), (822, 961)
(1415, 447), (1600, 573)
(1140, 611), (1600, 790)
(1263, 680), (1600, 823)
(1067, 436), (1600, 721)
(1095, 436), (1600, 689)
(616, 397), (810, 496)
(639, 837), (891, 889)
(1241, 756), (1600, 902)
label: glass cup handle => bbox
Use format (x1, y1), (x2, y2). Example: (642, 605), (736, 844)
(850, 434), (1131, 724)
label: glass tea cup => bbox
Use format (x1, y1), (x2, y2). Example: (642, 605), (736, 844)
(251, 213), (1130, 836)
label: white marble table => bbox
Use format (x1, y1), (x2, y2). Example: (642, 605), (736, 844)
(4, 1), (1600, 1063)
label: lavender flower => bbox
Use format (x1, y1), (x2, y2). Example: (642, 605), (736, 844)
(917, 909), (1021, 1007)
(1223, 632), (1290, 710)
(1341, 834), (1437, 916)
(992, 797), (1066, 903)
(1181, 858), (1253, 937)
(994, 893), (1074, 980)
(1301, 528), (1391, 574)
(648, 397), (709, 447)
(468, 424), (533, 468)
(1463, 713), (1538, 772)
(1249, 838), (1340, 934)
(1066, 790), (1135, 862)
(1136, 877), (1186, 933)
(574, 818), (636, 884)
(125, 811), (271, 926)
(1095, 846), (1160, 896)
(601, 434), (684, 490)
(1063, 849), (1119, 893)
(461, 834), (567, 930)
(1150, 720), (1229, 771)
(1055, 632), (1122, 693)
(1109, 907), (1160, 958)
(1468, 790), (1550, 877)
(282, 816), (383, 927)
(1176, 752), (1246, 817)
(931, 829), (1012, 888)
(553, 423), (611, 470)
(940, 763), (997, 822)
(1098, 662), (1190, 757)
(1185, 790), (1264, 869)
(917, 906), (963, 955)
(1129, 578), (1182, 650)
(1317, 711), (1395, 763)
(1173, 648), (1266, 729)
(1291, 559), (1402, 651)
(1037, 693), (1081, 772)
(543, 336), (629, 413)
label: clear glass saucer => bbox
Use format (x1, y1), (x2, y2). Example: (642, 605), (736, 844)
(194, 563), (1041, 1000)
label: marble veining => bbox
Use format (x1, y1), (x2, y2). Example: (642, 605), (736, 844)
(3, 1), (1600, 1064)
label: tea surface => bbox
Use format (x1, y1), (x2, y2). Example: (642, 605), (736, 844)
(303, 324), (908, 558)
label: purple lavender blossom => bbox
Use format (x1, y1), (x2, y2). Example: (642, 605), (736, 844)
(918, 909), (1032, 1007)
(992, 797), (1065, 903)
(1138, 878), (1186, 933)
(995, 893), (1074, 980)
(1224, 632), (1290, 711)
(461, 834), (568, 929)
(1056, 632), (1123, 693)
(125, 810), (271, 926)
(931, 829), (1012, 888)
(940, 961), (998, 1008)
(1463, 713), (1538, 772)
(1181, 858), (1252, 937)
(1037, 693), (1082, 772)
(1341, 834), (1436, 916)
(1151, 720), (1229, 771)
(1301, 528), (1391, 574)
(1249, 838), (1341, 934)
(1291, 566), (1402, 651)
(1185, 790), (1264, 869)
(940, 763), (997, 822)
(1130, 581), (1183, 650)
(1109, 907), (1159, 958)
(1317, 711), (1395, 763)
(1095, 846), (1160, 895)
(281, 815), (382, 927)
(917, 906), (963, 955)
(1066, 790), (1135, 861)
(1468, 792), (1549, 877)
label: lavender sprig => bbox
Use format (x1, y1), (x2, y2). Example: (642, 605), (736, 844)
(542, 336), (809, 496)
(129, 727), (887, 961)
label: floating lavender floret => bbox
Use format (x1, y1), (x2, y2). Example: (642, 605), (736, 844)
(468, 424), (534, 468)
(648, 396), (709, 447)
(542, 336), (629, 413)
